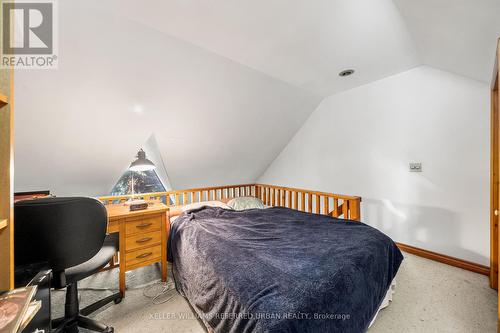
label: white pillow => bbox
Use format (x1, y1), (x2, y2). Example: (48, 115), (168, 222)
(182, 200), (232, 213)
(227, 197), (265, 211)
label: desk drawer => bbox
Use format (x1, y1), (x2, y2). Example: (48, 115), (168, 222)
(126, 231), (161, 252)
(125, 215), (162, 235)
(107, 219), (120, 234)
(125, 245), (162, 267)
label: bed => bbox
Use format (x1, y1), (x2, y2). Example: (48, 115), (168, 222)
(100, 184), (402, 332)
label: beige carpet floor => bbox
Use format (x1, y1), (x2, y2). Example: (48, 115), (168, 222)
(55, 252), (497, 332)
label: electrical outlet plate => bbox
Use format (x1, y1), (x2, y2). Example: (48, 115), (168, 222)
(409, 162), (422, 172)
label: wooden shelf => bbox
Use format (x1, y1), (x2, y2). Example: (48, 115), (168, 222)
(0, 219), (7, 231)
(0, 93), (7, 107)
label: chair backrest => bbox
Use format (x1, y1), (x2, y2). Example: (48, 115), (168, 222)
(14, 197), (108, 272)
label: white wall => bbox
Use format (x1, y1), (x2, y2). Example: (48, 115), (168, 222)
(259, 66), (490, 265)
(14, 1), (320, 197)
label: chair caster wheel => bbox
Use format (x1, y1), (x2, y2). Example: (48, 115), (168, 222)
(104, 327), (114, 333)
(114, 297), (122, 304)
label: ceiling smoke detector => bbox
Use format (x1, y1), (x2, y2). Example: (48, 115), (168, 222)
(339, 69), (355, 77)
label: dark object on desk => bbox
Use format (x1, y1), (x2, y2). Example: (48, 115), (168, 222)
(15, 197), (122, 333)
(124, 199), (149, 211)
(129, 202), (149, 211)
(14, 190), (51, 203)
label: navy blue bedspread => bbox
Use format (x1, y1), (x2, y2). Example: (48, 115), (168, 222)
(168, 207), (403, 333)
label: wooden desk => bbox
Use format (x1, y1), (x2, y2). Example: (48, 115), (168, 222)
(105, 203), (169, 297)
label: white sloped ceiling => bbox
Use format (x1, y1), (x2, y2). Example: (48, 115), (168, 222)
(394, 0), (500, 83)
(13, 1), (320, 196)
(14, 0), (500, 196)
(87, 0), (421, 97)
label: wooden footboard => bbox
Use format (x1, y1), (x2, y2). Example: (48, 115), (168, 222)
(98, 183), (361, 221)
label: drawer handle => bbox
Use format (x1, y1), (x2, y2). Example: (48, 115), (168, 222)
(136, 237), (153, 244)
(136, 222), (152, 229)
(136, 252), (152, 259)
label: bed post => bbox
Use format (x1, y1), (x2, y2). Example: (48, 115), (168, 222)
(349, 198), (361, 221)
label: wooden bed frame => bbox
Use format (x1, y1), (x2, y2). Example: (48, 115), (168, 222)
(99, 183), (362, 221)
(98, 184), (361, 279)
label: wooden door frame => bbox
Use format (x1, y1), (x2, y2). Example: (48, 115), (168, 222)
(491, 40), (499, 290)
(490, 39), (500, 330)
(0, 68), (14, 291)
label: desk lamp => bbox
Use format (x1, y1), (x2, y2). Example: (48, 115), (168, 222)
(127, 149), (155, 208)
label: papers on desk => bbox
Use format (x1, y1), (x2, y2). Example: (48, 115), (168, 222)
(19, 300), (41, 332)
(0, 286), (37, 333)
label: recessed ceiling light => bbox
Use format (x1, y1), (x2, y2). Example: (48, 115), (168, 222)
(131, 104), (144, 114)
(339, 69), (355, 77)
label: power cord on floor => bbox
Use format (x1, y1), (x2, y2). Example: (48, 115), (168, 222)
(53, 280), (177, 305)
(53, 287), (115, 292)
(142, 280), (176, 304)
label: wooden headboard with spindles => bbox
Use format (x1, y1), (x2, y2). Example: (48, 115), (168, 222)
(98, 184), (362, 221)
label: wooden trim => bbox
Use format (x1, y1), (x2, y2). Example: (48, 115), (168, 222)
(491, 38), (500, 294)
(495, 38), (500, 325)
(491, 84), (499, 289)
(0, 66), (14, 291)
(396, 243), (489, 276)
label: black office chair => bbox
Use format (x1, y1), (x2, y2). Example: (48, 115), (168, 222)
(15, 197), (122, 333)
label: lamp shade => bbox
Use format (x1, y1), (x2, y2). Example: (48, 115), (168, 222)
(129, 149), (156, 172)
